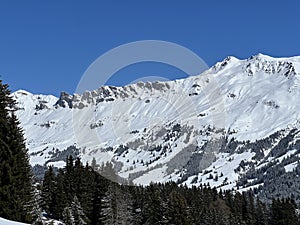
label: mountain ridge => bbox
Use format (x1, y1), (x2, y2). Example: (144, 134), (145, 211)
(12, 53), (300, 202)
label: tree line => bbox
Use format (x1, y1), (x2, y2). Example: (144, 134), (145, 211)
(40, 156), (300, 225)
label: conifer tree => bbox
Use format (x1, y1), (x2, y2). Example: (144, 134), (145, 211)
(100, 184), (118, 224)
(270, 198), (299, 225)
(41, 166), (56, 215)
(254, 197), (268, 225)
(71, 196), (89, 225)
(166, 190), (194, 225)
(142, 184), (167, 225)
(63, 206), (75, 225)
(90, 174), (109, 225)
(0, 80), (33, 222)
(100, 184), (135, 225)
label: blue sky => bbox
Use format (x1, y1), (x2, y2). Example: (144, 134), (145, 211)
(0, 0), (299, 95)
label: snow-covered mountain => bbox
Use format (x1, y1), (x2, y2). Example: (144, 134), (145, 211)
(12, 54), (300, 200)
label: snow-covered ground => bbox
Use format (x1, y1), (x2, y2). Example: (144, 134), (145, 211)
(0, 218), (29, 225)
(0, 217), (64, 225)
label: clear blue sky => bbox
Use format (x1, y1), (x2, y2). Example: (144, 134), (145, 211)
(0, 0), (299, 96)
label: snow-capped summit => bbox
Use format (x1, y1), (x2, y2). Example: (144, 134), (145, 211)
(242, 53), (298, 77)
(12, 54), (300, 200)
(211, 56), (240, 73)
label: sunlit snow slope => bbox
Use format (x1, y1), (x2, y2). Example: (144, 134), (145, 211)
(0, 217), (29, 225)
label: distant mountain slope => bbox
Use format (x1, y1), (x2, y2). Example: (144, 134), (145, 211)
(13, 54), (300, 202)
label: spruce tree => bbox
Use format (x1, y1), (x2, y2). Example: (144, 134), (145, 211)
(0, 81), (33, 222)
(166, 190), (194, 225)
(63, 206), (75, 225)
(142, 184), (167, 225)
(71, 196), (89, 225)
(270, 198), (299, 225)
(41, 166), (56, 216)
(100, 184), (118, 224)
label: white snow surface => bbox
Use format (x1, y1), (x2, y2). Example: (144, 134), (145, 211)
(284, 162), (298, 172)
(0, 217), (63, 225)
(0, 218), (29, 225)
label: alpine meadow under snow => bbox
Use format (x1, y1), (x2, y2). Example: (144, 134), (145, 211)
(12, 54), (300, 202)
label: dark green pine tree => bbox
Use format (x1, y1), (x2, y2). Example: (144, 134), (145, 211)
(100, 183), (136, 225)
(100, 184), (118, 224)
(52, 168), (69, 219)
(70, 196), (89, 225)
(270, 198), (299, 225)
(166, 190), (195, 225)
(90, 174), (109, 225)
(142, 184), (167, 225)
(0, 80), (33, 223)
(254, 197), (268, 225)
(41, 166), (56, 217)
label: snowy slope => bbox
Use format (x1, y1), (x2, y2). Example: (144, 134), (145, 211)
(0, 218), (29, 225)
(12, 54), (300, 191)
(0, 217), (63, 225)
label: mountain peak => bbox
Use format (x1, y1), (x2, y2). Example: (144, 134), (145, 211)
(248, 53), (276, 61)
(14, 89), (33, 96)
(211, 55), (240, 73)
(243, 53), (298, 77)
(55, 92), (73, 108)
